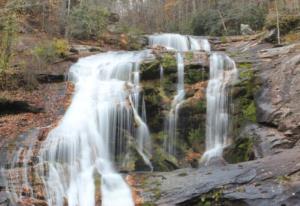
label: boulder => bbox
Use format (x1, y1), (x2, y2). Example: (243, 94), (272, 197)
(241, 24), (255, 35)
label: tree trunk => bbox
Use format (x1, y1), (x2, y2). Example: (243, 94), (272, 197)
(275, 0), (281, 44)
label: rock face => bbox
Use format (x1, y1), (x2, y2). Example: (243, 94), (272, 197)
(256, 43), (300, 146)
(136, 146), (300, 206)
(138, 48), (209, 170)
(135, 37), (300, 204)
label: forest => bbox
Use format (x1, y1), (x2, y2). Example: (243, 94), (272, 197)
(1, 0), (300, 206)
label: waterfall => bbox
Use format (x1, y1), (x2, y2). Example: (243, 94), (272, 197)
(201, 53), (238, 163)
(4, 51), (156, 206)
(148, 33), (210, 155)
(39, 51), (154, 206)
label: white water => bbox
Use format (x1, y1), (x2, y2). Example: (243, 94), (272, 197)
(149, 33), (211, 52)
(148, 33), (210, 155)
(201, 53), (238, 163)
(35, 51), (154, 206)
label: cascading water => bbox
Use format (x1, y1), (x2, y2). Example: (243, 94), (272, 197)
(201, 53), (238, 163)
(148, 33), (211, 155)
(5, 51), (155, 206)
(40, 51), (155, 206)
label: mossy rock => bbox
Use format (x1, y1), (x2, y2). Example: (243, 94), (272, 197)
(186, 127), (206, 153)
(151, 148), (179, 171)
(185, 69), (208, 84)
(223, 137), (255, 164)
(143, 84), (166, 132)
(231, 61), (258, 137)
(177, 100), (206, 153)
(140, 60), (161, 80)
(160, 53), (177, 72)
(190, 188), (247, 206)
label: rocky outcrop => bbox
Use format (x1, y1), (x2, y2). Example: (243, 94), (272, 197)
(134, 36), (300, 205)
(256, 43), (300, 146)
(135, 146), (300, 206)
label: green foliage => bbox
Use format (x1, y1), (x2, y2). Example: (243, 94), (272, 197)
(187, 128), (205, 146)
(0, 13), (18, 73)
(238, 62), (252, 70)
(276, 175), (292, 184)
(243, 102), (256, 122)
(195, 101), (207, 113)
(192, 3), (267, 36)
(198, 189), (224, 206)
(237, 62), (258, 123)
(32, 39), (69, 64)
(161, 53), (176, 69)
(5, 0), (42, 14)
(69, 5), (109, 39)
(225, 137), (254, 163)
(151, 148), (178, 171)
(186, 70), (208, 84)
(265, 14), (300, 35)
(116, 24), (144, 36)
(185, 52), (194, 62)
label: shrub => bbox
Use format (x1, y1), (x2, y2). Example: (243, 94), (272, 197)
(0, 13), (18, 73)
(68, 5), (110, 39)
(191, 3), (267, 36)
(32, 39), (69, 64)
(265, 14), (300, 35)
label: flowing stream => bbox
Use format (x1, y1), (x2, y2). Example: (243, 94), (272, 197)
(201, 53), (238, 163)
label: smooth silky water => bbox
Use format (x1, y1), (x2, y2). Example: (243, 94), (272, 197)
(5, 51), (155, 206)
(201, 53), (238, 164)
(3, 33), (238, 205)
(148, 33), (211, 155)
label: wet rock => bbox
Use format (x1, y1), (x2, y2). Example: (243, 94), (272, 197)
(137, 147), (300, 205)
(0, 191), (10, 206)
(70, 44), (103, 54)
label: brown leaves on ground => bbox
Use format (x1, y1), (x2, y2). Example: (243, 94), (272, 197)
(126, 174), (144, 206)
(0, 81), (74, 147)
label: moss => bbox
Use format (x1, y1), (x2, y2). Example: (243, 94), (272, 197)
(238, 62), (252, 70)
(161, 53), (177, 69)
(224, 137), (254, 164)
(243, 102), (256, 122)
(220, 36), (228, 43)
(276, 175), (291, 184)
(178, 172), (188, 177)
(140, 60), (160, 80)
(195, 101), (206, 113)
(196, 189), (224, 206)
(185, 51), (194, 62)
(185, 69), (208, 84)
(187, 128), (205, 152)
(151, 148), (178, 171)
(232, 61), (258, 129)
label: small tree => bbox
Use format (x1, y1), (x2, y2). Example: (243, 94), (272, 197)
(68, 4), (109, 39)
(275, 0), (281, 44)
(0, 12), (18, 73)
